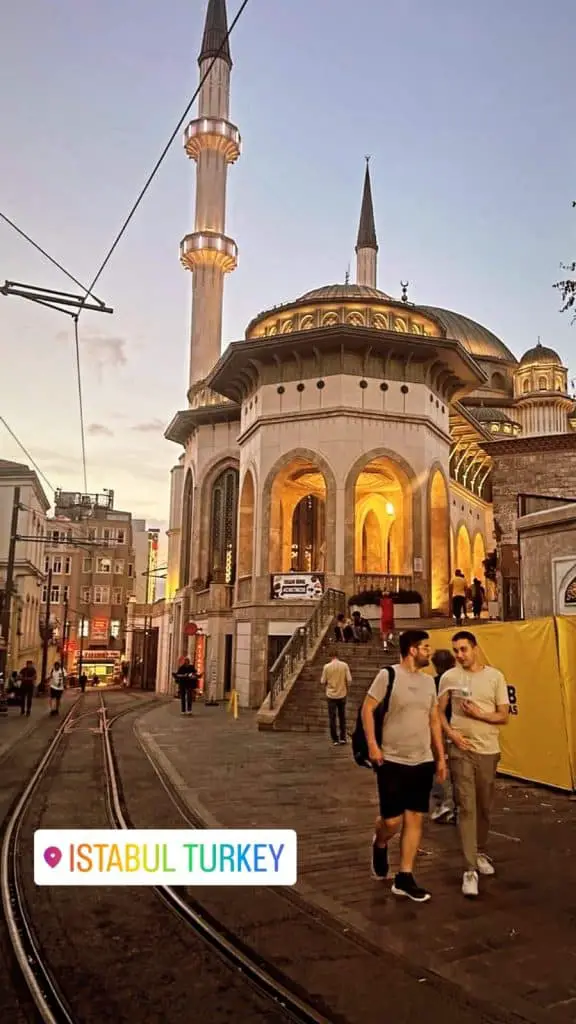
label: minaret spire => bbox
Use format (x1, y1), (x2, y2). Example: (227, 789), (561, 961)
(199, 0), (232, 69)
(355, 157), (378, 288)
(180, 0), (241, 395)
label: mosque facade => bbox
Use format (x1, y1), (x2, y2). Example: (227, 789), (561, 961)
(161, 0), (576, 707)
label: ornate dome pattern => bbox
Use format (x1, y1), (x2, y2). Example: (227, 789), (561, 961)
(519, 343), (562, 366)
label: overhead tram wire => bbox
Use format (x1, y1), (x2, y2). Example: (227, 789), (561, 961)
(0, 214), (99, 494)
(0, 416), (55, 495)
(75, 0), (251, 316)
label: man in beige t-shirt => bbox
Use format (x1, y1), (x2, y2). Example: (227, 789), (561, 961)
(438, 630), (509, 899)
(321, 654), (352, 746)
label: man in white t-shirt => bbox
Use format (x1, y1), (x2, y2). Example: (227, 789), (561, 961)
(438, 630), (510, 899)
(49, 661), (65, 716)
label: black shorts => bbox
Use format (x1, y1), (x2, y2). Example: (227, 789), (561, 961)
(50, 687), (63, 701)
(375, 760), (435, 819)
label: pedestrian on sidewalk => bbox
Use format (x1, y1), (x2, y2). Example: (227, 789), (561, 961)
(321, 652), (351, 745)
(361, 629), (447, 903)
(438, 630), (510, 899)
(19, 661), (36, 716)
(430, 649), (457, 824)
(450, 569), (467, 625)
(49, 662), (65, 715)
(173, 658), (197, 715)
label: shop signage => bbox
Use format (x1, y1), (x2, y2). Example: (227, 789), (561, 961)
(271, 574), (324, 600)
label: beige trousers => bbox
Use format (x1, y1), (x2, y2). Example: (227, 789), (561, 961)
(449, 747), (500, 871)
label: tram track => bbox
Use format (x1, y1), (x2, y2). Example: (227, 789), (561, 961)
(0, 691), (344, 1024)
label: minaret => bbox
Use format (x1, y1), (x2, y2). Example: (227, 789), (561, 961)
(180, 0), (241, 395)
(355, 158), (378, 289)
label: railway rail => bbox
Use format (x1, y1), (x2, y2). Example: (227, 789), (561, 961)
(0, 691), (341, 1024)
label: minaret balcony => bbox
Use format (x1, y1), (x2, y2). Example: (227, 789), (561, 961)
(184, 118), (241, 163)
(180, 231), (238, 273)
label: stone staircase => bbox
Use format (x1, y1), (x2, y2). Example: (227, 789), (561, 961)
(271, 635), (397, 733)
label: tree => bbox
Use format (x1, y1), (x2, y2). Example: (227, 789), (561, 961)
(554, 201), (576, 321)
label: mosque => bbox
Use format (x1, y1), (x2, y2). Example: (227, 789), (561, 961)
(162, 0), (576, 708)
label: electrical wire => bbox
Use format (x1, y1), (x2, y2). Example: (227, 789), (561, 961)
(0, 417), (55, 495)
(77, 0), (251, 314)
(0, 211), (101, 303)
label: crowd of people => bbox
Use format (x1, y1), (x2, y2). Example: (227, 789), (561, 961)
(322, 620), (510, 902)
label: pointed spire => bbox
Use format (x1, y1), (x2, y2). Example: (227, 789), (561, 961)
(355, 157), (378, 252)
(199, 0), (232, 69)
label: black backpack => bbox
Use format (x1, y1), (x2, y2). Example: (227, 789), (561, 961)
(351, 666), (396, 768)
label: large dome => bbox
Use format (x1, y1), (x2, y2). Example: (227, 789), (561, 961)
(416, 306), (516, 363)
(245, 282), (516, 364)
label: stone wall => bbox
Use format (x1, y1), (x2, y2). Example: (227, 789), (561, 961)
(517, 504), (576, 618)
(486, 434), (576, 546)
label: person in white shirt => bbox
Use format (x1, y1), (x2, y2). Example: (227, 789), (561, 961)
(438, 630), (510, 899)
(49, 661), (66, 715)
(321, 654), (352, 745)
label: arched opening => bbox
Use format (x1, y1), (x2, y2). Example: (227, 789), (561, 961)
(429, 470), (450, 613)
(291, 494), (326, 572)
(455, 524), (472, 582)
(473, 532), (486, 581)
(450, 525), (455, 575)
(179, 470), (193, 588)
(269, 458), (327, 573)
(237, 471), (255, 578)
(209, 468), (239, 584)
(354, 457), (412, 581)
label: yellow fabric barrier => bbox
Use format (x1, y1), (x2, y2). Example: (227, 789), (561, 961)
(555, 616), (576, 786)
(425, 618), (574, 790)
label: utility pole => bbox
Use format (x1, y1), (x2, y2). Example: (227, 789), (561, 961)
(0, 486), (21, 682)
(40, 567), (52, 693)
(61, 596), (69, 673)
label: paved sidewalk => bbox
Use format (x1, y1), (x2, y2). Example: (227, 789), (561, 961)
(0, 690), (75, 760)
(137, 701), (576, 1024)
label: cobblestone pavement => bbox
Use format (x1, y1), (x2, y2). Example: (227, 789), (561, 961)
(137, 700), (576, 1024)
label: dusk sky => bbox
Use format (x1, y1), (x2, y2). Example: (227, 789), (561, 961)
(1, 0), (574, 545)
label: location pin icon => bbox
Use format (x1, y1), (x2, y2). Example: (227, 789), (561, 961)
(43, 846), (62, 868)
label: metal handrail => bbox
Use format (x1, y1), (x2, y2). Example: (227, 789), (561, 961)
(268, 588), (346, 709)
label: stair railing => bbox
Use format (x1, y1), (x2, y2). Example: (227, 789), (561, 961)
(268, 588), (347, 709)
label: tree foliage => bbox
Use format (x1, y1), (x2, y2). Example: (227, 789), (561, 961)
(554, 201), (576, 321)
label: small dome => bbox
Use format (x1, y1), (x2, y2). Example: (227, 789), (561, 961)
(298, 283), (392, 302)
(519, 342), (562, 366)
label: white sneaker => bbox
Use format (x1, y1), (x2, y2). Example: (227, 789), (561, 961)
(462, 870), (479, 898)
(477, 854), (495, 876)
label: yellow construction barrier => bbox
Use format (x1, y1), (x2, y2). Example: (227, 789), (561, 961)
(227, 689), (239, 720)
(426, 618), (574, 791)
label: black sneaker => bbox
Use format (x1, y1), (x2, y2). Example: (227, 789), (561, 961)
(371, 836), (389, 880)
(391, 872), (431, 902)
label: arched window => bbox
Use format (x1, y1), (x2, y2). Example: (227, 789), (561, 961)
(209, 468), (239, 584)
(538, 376), (547, 390)
(179, 470), (193, 588)
(522, 378), (530, 394)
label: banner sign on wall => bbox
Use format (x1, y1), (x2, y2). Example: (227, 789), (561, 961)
(271, 574), (324, 600)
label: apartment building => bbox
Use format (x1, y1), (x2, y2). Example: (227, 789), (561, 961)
(44, 489), (135, 682)
(0, 459), (50, 675)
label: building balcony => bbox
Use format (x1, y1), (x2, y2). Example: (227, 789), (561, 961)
(184, 117), (241, 163)
(180, 231), (238, 273)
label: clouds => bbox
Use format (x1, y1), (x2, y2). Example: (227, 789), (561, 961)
(55, 328), (128, 375)
(88, 422), (114, 437)
(132, 418), (164, 433)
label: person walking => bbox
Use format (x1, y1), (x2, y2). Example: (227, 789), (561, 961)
(429, 649), (457, 823)
(49, 661), (65, 715)
(380, 591), (396, 651)
(321, 652), (351, 746)
(361, 629), (446, 903)
(450, 569), (467, 625)
(438, 630), (510, 898)
(19, 661), (36, 716)
(174, 658), (197, 715)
